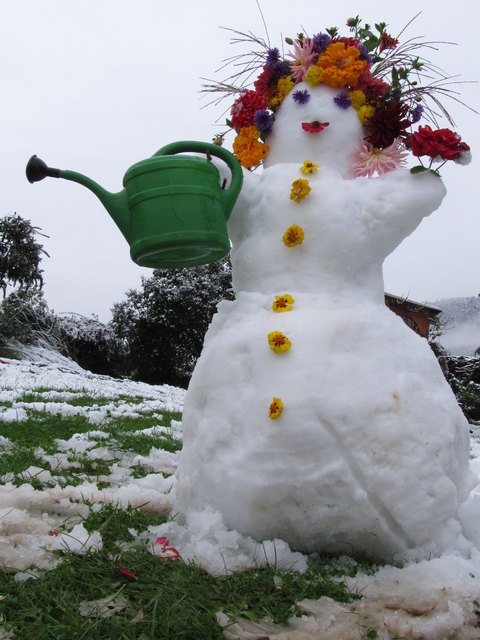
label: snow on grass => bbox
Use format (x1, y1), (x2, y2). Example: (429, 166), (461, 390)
(1, 353), (480, 638)
(0, 353), (184, 573)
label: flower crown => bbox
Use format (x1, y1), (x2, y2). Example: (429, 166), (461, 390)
(204, 17), (472, 176)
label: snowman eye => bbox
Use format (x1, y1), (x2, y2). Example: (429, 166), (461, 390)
(292, 89), (311, 104)
(333, 92), (352, 110)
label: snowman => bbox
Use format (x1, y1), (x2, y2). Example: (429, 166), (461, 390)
(174, 31), (476, 560)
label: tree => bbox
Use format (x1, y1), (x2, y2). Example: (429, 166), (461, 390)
(111, 258), (233, 387)
(0, 213), (49, 297)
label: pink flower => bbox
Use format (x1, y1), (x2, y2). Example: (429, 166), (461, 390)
(287, 38), (316, 83)
(154, 536), (170, 547)
(302, 121), (330, 133)
(351, 138), (407, 177)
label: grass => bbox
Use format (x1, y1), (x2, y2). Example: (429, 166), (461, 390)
(0, 545), (364, 639)
(0, 378), (372, 639)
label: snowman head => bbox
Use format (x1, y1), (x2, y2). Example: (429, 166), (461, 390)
(262, 82), (364, 176)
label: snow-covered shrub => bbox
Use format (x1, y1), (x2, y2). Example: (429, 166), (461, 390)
(438, 354), (480, 424)
(111, 258), (233, 387)
(0, 289), (55, 347)
(54, 313), (127, 376)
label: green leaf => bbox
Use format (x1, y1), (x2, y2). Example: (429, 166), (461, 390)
(410, 165), (429, 174)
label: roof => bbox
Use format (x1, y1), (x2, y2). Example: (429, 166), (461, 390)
(384, 293), (442, 317)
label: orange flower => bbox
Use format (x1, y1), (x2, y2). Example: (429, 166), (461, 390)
(232, 126), (270, 169)
(316, 42), (367, 88)
(283, 224), (304, 247)
(269, 397), (283, 420)
(272, 294), (295, 313)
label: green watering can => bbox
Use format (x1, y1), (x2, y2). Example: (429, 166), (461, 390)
(26, 141), (243, 268)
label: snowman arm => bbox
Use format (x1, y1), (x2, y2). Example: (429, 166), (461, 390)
(364, 169), (447, 254)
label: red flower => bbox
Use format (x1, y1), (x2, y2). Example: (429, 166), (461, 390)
(254, 66), (274, 96)
(365, 101), (411, 148)
(408, 125), (470, 161)
(379, 33), (399, 52)
(154, 536), (179, 560)
(302, 121), (330, 133)
(230, 90), (266, 130)
(333, 36), (360, 48)
(356, 69), (389, 101)
(49, 530), (59, 536)
(117, 565), (138, 580)
(158, 547), (180, 560)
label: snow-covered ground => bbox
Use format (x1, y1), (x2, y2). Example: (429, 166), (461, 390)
(1, 350), (480, 638)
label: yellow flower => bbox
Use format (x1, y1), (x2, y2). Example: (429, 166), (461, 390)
(268, 331), (292, 354)
(290, 179), (311, 203)
(316, 42), (367, 88)
(272, 294), (295, 313)
(269, 397), (283, 420)
(357, 104), (376, 124)
(305, 65), (323, 86)
(283, 224), (304, 248)
(232, 126), (270, 169)
(300, 160), (318, 174)
(349, 89), (367, 110)
(277, 76), (294, 97)
(268, 76), (294, 107)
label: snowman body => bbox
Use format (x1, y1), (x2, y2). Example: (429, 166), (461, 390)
(175, 84), (475, 559)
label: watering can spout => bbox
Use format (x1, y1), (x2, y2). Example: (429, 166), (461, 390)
(25, 155), (131, 242)
(26, 142), (243, 269)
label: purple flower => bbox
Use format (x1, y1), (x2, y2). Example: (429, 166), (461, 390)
(333, 92), (352, 110)
(356, 43), (372, 63)
(410, 104), (424, 124)
(254, 109), (273, 135)
(292, 89), (311, 105)
(270, 60), (291, 79)
(312, 33), (331, 53)
(266, 48), (280, 68)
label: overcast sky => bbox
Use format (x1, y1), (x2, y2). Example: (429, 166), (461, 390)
(1, 0), (479, 321)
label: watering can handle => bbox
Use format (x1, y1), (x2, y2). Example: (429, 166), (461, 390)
(153, 141), (243, 219)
